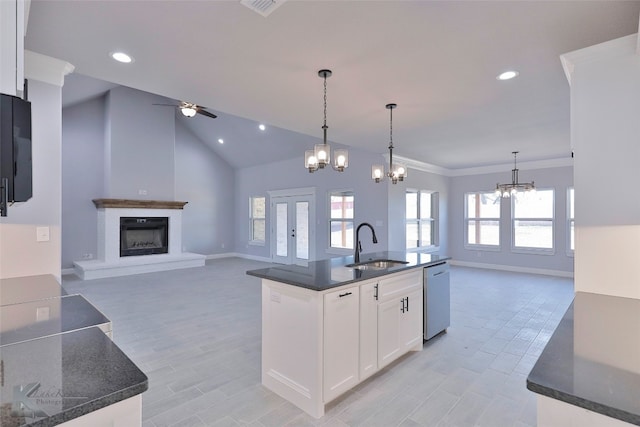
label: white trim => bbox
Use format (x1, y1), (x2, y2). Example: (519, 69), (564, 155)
(61, 267), (75, 276)
(560, 33), (637, 86)
(391, 154), (573, 178)
(449, 260), (574, 278)
(214, 252), (272, 263)
(268, 187), (316, 198)
(24, 50), (74, 87)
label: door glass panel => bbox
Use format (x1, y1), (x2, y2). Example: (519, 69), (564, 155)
(276, 202), (288, 257)
(296, 201), (309, 260)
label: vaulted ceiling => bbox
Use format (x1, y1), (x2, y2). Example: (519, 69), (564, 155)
(26, 1), (640, 169)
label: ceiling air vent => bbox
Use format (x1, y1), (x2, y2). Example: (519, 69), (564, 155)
(240, 0), (287, 17)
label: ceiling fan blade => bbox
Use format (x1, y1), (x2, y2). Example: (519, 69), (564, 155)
(197, 108), (217, 119)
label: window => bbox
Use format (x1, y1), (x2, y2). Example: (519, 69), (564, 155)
(406, 190), (438, 249)
(465, 192), (500, 248)
(568, 187), (574, 253)
(249, 196), (266, 244)
(512, 189), (554, 252)
(329, 191), (354, 250)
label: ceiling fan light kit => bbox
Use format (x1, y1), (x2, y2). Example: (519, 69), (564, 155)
(153, 101), (217, 119)
(304, 69), (348, 173)
(495, 151), (535, 198)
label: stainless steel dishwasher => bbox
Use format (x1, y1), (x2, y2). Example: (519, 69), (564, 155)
(424, 262), (450, 340)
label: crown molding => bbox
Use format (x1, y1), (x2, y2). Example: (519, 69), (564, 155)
(386, 154), (572, 178)
(25, 50), (74, 87)
(560, 33), (637, 86)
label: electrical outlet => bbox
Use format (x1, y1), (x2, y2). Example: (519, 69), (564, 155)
(36, 226), (50, 242)
(138, 189), (148, 195)
(36, 306), (50, 322)
(221, 243), (225, 249)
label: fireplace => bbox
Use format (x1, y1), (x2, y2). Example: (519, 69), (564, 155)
(120, 217), (169, 257)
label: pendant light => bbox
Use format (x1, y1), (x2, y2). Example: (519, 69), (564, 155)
(304, 69), (348, 172)
(495, 151), (535, 198)
(372, 103), (407, 184)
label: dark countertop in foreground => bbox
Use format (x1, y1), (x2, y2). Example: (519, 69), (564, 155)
(0, 275), (148, 427)
(246, 251), (450, 291)
(527, 292), (640, 426)
(1, 327), (148, 427)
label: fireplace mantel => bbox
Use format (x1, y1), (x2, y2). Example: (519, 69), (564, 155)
(92, 199), (188, 210)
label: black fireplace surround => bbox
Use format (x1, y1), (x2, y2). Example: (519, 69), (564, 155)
(120, 217), (169, 257)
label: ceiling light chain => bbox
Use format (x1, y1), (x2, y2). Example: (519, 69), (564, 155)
(304, 69), (348, 173)
(372, 103), (407, 184)
(495, 151), (535, 198)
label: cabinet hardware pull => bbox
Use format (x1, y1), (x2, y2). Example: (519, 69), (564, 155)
(339, 292), (352, 298)
(374, 284), (378, 300)
(433, 271), (446, 276)
(406, 296), (409, 311)
(401, 298), (405, 313)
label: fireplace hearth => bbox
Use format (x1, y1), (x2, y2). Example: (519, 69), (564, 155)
(120, 217), (168, 257)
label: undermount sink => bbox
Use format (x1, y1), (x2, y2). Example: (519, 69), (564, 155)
(346, 259), (409, 270)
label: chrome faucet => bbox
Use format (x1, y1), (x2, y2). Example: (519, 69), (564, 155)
(354, 222), (378, 264)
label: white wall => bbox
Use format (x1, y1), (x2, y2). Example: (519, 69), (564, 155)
(449, 166), (574, 275)
(563, 34), (640, 298)
(0, 55), (71, 279)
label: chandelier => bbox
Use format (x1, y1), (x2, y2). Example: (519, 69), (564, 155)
(372, 103), (407, 184)
(495, 151), (535, 198)
(304, 69), (348, 172)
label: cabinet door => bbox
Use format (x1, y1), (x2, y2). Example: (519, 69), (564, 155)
(323, 286), (359, 402)
(377, 297), (402, 369)
(400, 289), (423, 352)
(359, 281), (378, 380)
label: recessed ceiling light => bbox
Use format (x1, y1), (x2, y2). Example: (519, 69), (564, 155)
(259, 124), (266, 131)
(497, 70), (519, 81)
(110, 51), (133, 64)
(218, 138), (224, 144)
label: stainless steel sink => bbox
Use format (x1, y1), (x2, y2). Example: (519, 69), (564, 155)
(346, 259), (409, 270)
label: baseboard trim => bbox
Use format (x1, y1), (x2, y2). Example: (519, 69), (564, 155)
(61, 268), (76, 276)
(449, 260), (574, 278)
(206, 252), (273, 263)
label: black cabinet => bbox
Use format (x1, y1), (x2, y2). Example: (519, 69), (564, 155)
(0, 93), (32, 216)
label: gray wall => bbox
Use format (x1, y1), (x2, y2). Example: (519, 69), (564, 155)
(449, 165), (574, 273)
(62, 96), (105, 265)
(234, 147), (390, 261)
(60, 86), (237, 268)
(104, 86), (175, 199)
(175, 119), (235, 256)
(387, 168), (450, 257)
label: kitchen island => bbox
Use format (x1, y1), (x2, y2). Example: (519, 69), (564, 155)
(247, 251), (449, 418)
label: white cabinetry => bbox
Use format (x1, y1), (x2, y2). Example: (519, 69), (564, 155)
(359, 281), (378, 380)
(377, 271), (423, 369)
(323, 286), (360, 402)
(261, 268), (424, 418)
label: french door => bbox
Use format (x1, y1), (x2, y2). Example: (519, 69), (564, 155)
(270, 188), (315, 265)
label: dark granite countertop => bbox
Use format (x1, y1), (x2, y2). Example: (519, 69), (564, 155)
(527, 292), (640, 426)
(0, 327), (148, 427)
(0, 294), (110, 347)
(246, 251), (450, 291)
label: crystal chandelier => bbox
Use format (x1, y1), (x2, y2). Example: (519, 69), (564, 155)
(372, 103), (407, 184)
(304, 69), (348, 172)
(495, 151), (535, 198)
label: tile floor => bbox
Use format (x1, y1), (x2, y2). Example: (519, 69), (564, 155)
(62, 259), (574, 427)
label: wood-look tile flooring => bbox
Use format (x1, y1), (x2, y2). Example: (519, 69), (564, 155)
(62, 258), (574, 427)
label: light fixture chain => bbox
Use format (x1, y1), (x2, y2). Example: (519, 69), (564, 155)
(323, 74), (327, 128)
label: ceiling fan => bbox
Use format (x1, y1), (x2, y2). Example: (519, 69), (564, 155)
(153, 101), (217, 119)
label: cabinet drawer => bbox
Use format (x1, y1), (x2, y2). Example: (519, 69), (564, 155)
(377, 270), (422, 302)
